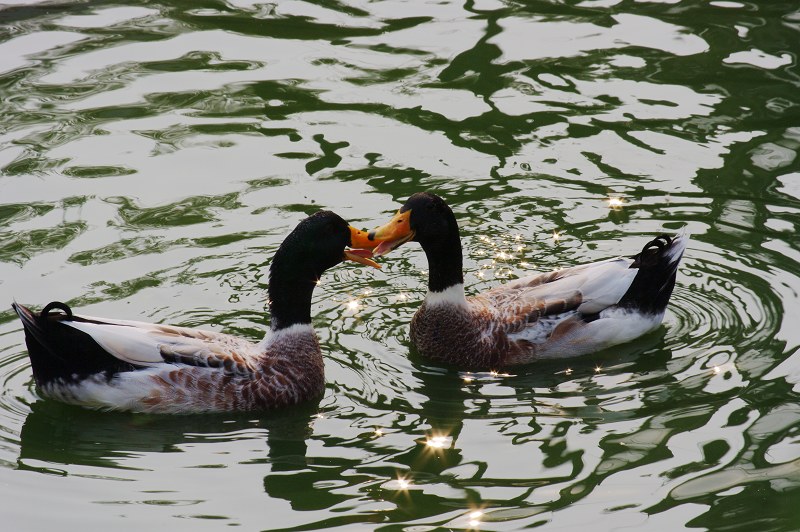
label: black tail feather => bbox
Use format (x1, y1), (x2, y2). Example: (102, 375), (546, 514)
(41, 301), (73, 318)
(618, 233), (687, 315)
(12, 302), (136, 386)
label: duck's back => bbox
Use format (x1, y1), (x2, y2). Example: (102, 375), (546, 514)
(410, 233), (688, 367)
(13, 302), (325, 413)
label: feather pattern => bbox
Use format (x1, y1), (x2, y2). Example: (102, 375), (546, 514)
(356, 193), (690, 368)
(356, 193), (688, 368)
(14, 305), (325, 413)
(63, 318), (261, 373)
(409, 235), (687, 368)
(12, 210), (374, 413)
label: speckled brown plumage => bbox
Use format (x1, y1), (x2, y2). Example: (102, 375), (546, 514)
(27, 320), (327, 414)
(139, 328), (325, 412)
(410, 278), (585, 369)
(360, 193), (688, 369)
(13, 211), (374, 414)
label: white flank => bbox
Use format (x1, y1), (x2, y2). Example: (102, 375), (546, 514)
(530, 308), (664, 360)
(424, 284), (468, 308)
(41, 366), (220, 414)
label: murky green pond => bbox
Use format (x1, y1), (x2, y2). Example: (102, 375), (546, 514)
(1, 0), (799, 529)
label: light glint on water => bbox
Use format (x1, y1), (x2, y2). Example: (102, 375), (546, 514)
(607, 197), (625, 208)
(0, 1), (796, 531)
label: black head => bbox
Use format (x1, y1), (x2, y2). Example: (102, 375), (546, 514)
(271, 210), (349, 280)
(355, 192), (464, 292)
(271, 210), (377, 282)
(358, 192), (460, 257)
(268, 211), (379, 329)
(401, 192), (459, 249)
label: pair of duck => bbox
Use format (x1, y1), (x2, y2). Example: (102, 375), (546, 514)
(13, 192), (688, 414)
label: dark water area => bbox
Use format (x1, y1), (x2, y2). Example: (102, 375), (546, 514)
(1, 0), (799, 529)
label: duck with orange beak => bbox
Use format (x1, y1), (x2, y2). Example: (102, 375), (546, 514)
(14, 211), (381, 413)
(351, 192), (688, 369)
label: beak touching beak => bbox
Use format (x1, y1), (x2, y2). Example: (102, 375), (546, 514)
(351, 209), (415, 257)
(345, 226), (381, 269)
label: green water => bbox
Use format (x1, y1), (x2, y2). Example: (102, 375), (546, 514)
(1, 0), (799, 529)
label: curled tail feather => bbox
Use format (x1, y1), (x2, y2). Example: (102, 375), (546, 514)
(12, 302), (135, 386)
(618, 231), (688, 315)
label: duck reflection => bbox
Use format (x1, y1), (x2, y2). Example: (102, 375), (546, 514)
(400, 355), (470, 476)
(18, 398), (319, 474)
(374, 328), (678, 520)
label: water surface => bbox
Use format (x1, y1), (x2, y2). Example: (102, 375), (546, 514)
(1, 0), (800, 530)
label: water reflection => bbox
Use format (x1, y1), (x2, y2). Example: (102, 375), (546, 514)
(18, 400), (319, 473)
(1, 0), (800, 529)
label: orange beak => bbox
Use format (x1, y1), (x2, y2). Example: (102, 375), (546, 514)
(350, 209), (415, 257)
(345, 226), (381, 269)
(349, 226), (374, 250)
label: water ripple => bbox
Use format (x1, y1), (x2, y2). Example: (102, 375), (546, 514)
(1, 0), (799, 530)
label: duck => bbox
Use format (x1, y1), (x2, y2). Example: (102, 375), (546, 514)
(12, 211), (380, 413)
(350, 192), (688, 369)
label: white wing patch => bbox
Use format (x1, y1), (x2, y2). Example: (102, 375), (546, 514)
(482, 257), (636, 317)
(503, 257), (656, 357)
(62, 319), (261, 368)
(572, 259), (637, 314)
(63, 320), (167, 365)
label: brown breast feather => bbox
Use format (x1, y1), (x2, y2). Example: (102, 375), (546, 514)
(411, 289), (584, 368)
(142, 332), (324, 412)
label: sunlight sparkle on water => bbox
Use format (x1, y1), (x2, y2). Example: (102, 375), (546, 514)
(468, 510), (483, 528)
(552, 231), (561, 242)
(607, 197), (625, 208)
(425, 434), (452, 449)
(346, 300), (360, 311)
(396, 478), (410, 489)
